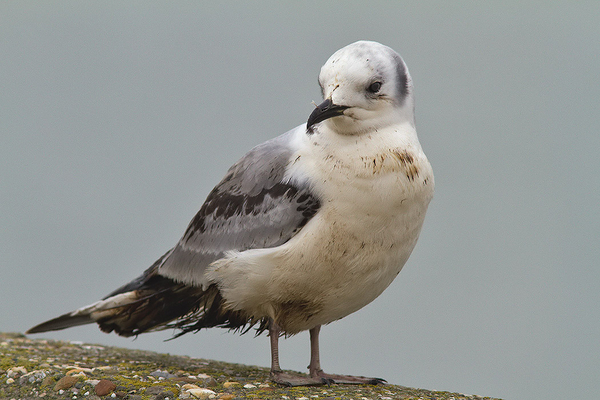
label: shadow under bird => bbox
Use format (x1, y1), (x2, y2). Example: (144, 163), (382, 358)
(27, 40), (434, 386)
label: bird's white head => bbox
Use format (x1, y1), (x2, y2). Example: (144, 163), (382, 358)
(307, 41), (415, 136)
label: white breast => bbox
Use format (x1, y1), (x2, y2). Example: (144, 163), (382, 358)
(208, 124), (434, 333)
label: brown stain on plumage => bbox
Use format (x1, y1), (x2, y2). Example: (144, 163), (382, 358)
(392, 148), (420, 181)
(362, 148), (420, 181)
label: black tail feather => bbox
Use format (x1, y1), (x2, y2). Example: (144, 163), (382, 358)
(27, 249), (268, 338)
(95, 271), (268, 338)
(26, 313), (94, 334)
(166, 285), (270, 339)
(96, 277), (268, 338)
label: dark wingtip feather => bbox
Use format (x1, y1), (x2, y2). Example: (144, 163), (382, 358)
(26, 261), (265, 339)
(26, 312), (94, 334)
(164, 284), (269, 339)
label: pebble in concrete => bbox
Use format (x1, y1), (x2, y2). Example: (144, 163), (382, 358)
(54, 375), (79, 391)
(95, 379), (117, 396)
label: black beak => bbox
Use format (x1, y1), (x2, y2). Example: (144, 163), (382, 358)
(306, 98), (349, 132)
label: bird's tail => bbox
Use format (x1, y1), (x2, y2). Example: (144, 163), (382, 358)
(26, 250), (268, 337)
(25, 291), (145, 334)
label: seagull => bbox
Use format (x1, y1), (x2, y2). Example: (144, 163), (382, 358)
(27, 40), (434, 386)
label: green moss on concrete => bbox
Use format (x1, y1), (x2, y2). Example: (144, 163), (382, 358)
(0, 332), (502, 400)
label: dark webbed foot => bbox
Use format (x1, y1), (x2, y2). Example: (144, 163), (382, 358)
(270, 369), (386, 387)
(270, 370), (331, 387)
(313, 370), (387, 385)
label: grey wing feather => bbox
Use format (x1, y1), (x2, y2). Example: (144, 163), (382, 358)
(158, 129), (320, 286)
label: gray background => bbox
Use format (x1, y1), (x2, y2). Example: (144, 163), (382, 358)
(2, 2), (598, 400)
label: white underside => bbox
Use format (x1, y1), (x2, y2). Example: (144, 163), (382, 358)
(206, 122), (434, 333)
(71, 292), (139, 321)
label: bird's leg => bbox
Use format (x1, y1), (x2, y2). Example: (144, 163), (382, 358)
(269, 319), (283, 373)
(308, 325), (326, 378)
(268, 321), (385, 386)
(307, 325), (387, 385)
(268, 320), (326, 386)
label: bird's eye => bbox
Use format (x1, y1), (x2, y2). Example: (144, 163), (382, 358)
(367, 81), (382, 94)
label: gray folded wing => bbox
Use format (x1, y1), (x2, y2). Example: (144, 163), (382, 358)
(158, 129), (320, 286)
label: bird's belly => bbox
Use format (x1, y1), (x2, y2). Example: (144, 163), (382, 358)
(266, 191), (428, 332)
(208, 142), (434, 334)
